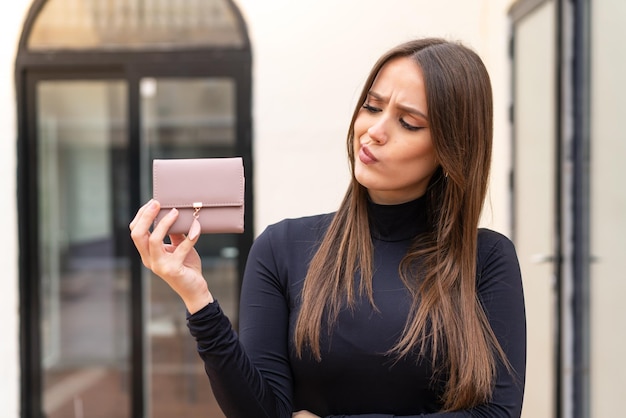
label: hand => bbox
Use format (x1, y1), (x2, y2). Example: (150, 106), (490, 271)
(129, 199), (213, 313)
(292, 411), (320, 418)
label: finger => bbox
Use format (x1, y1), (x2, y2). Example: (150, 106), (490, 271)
(129, 199), (155, 231)
(163, 243), (177, 254)
(128, 200), (148, 231)
(169, 233), (187, 247)
(147, 209), (180, 278)
(130, 200), (162, 267)
(130, 200), (160, 239)
(148, 207), (179, 257)
(170, 218), (201, 261)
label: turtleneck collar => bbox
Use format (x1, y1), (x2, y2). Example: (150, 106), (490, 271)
(367, 195), (430, 242)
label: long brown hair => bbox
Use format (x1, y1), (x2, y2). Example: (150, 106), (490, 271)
(294, 38), (509, 411)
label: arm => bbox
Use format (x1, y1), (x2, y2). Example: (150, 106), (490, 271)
(130, 200), (293, 417)
(187, 225), (294, 418)
(470, 231), (526, 418)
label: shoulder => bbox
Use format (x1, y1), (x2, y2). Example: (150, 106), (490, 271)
(250, 212), (335, 256)
(261, 212), (334, 242)
(476, 228), (522, 287)
(245, 213), (335, 283)
(477, 228), (517, 258)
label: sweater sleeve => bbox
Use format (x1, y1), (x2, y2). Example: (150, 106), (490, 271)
(187, 225), (293, 418)
(325, 231), (527, 418)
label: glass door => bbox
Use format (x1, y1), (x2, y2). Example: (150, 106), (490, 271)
(34, 76), (243, 418)
(512, 1), (557, 417)
(37, 80), (131, 417)
(140, 77), (240, 417)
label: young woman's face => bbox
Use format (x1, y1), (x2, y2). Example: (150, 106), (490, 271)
(353, 57), (439, 205)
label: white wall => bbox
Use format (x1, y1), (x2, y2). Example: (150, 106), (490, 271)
(590, 0), (626, 416)
(237, 0), (515, 236)
(1, 1), (516, 417)
(0, 2), (30, 417)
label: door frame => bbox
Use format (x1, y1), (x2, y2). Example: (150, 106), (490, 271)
(509, 0), (591, 417)
(16, 3), (252, 417)
(509, 0), (561, 416)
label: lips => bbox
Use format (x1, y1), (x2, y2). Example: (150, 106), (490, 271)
(359, 145), (378, 164)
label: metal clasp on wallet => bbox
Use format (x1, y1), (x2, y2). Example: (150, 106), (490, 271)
(192, 202), (203, 219)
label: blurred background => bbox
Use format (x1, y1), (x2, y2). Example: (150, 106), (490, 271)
(0, 0), (623, 417)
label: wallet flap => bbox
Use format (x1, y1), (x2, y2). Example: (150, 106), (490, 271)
(153, 158), (244, 209)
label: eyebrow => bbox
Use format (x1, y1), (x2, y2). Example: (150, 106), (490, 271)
(367, 90), (429, 120)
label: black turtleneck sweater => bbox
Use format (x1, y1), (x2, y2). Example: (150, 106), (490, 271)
(187, 197), (526, 417)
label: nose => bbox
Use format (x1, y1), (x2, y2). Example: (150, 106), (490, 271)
(367, 116), (389, 144)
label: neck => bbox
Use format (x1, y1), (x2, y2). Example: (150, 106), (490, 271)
(367, 194), (430, 242)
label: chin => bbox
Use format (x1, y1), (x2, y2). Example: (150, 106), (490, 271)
(353, 169), (371, 190)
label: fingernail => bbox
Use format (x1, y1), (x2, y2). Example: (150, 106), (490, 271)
(168, 208), (178, 217)
(188, 218), (201, 241)
(149, 199), (158, 210)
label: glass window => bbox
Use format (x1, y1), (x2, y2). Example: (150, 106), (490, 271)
(141, 77), (237, 417)
(28, 0), (245, 50)
(38, 80), (131, 417)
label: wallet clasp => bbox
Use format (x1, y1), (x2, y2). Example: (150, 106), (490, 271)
(192, 202), (203, 219)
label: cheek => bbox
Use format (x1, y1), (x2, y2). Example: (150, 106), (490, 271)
(420, 150), (438, 172)
(353, 117), (365, 139)
(398, 140), (435, 163)
(404, 158), (436, 180)
(398, 142), (439, 175)
(352, 116), (367, 152)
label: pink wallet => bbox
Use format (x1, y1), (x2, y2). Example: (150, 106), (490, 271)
(152, 157), (245, 235)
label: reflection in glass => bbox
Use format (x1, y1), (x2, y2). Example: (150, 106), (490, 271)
(141, 77), (237, 417)
(28, 0), (245, 50)
(38, 81), (130, 417)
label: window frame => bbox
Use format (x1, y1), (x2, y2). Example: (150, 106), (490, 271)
(15, 1), (253, 417)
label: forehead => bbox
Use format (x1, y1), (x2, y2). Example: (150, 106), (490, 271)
(370, 57), (427, 105)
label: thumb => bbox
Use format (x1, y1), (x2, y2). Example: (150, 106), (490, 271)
(170, 218), (201, 245)
(171, 218), (201, 258)
(187, 218), (201, 241)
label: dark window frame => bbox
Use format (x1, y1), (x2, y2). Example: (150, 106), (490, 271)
(15, 1), (253, 417)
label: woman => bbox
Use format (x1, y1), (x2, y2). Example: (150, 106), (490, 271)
(130, 38), (526, 417)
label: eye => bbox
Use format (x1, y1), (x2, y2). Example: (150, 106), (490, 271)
(400, 118), (423, 132)
(362, 103), (382, 113)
